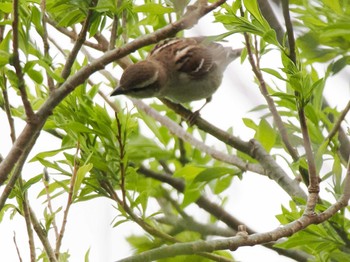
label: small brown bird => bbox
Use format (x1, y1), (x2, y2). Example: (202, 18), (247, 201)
(111, 37), (242, 106)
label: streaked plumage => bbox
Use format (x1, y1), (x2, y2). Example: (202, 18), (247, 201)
(111, 37), (242, 103)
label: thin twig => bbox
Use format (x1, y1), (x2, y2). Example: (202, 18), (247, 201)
(12, 0), (36, 121)
(281, 0), (296, 64)
(19, 179), (36, 262)
(29, 207), (58, 262)
(325, 100), (350, 143)
(60, 0), (98, 80)
(103, 181), (231, 262)
(55, 142), (80, 257)
(13, 232), (23, 262)
(40, 0), (55, 91)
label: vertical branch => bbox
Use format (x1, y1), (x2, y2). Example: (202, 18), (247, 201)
(281, 0), (319, 211)
(241, 17), (299, 163)
(19, 180), (36, 262)
(12, 0), (36, 121)
(55, 142), (80, 257)
(281, 0), (296, 64)
(109, 16), (118, 50)
(29, 207), (58, 262)
(40, 0), (55, 91)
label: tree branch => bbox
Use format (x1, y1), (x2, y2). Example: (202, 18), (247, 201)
(160, 99), (307, 199)
(29, 207), (57, 262)
(2, 80), (16, 143)
(12, 0), (36, 121)
(281, 0), (319, 211)
(60, 0), (98, 80)
(40, 0), (55, 91)
(117, 177), (350, 262)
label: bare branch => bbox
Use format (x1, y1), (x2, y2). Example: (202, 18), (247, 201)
(281, 0), (296, 64)
(130, 98), (264, 174)
(13, 232), (23, 262)
(117, 185), (350, 262)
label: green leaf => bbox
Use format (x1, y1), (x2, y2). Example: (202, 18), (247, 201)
(182, 181), (202, 207)
(194, 167), (237, 183)
(242, 118), (258, 130)
(243, 0), (271, 32)
(0, 2), (12, 13)
(73, 163), (93, 199)
(214, 174), (234, 194)
(173, 165), (205, 181)
(0, 50), (10, 67)
(30, 147), (74, 162)
(261, 68), (286, 81)
(84, 248), (90, 262)
(254, 119), (276, 152)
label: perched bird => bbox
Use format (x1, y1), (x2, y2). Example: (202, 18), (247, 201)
(110, 37), (242, 108)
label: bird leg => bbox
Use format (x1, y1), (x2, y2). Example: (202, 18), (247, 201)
(186, 96), (212, 125)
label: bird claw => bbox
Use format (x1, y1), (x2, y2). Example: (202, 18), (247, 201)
(186, 110), (201, 126)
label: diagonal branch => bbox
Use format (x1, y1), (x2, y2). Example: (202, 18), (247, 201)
(60, 0), (98, 80)
(118, 163), (350, 262)
(160, 99), (307, 199)
(130, 98), (264, 174)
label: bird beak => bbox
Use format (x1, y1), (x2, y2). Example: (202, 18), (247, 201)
(110, 86), (125, 96)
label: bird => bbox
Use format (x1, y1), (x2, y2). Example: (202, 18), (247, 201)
(110, 37), (242, 111)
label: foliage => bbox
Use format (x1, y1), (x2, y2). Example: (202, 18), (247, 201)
(1, 0), (350, 261)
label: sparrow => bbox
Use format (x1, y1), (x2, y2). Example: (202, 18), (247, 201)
(110, 37), (242, 107)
